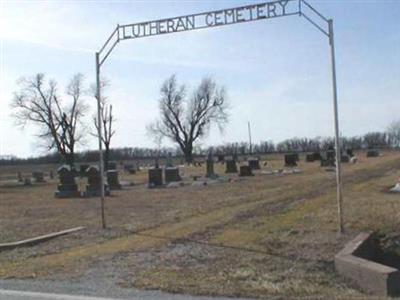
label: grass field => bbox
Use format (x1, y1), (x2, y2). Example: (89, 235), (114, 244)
(0, 151), (399, 299)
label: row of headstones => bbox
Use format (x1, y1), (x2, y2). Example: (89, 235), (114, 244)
(212, 156), (260, 177)
(55, 165), (121, 198)
(286, 151), (350, 167)
(147, 157), (261, 187)
(289, 148), (380, 168)
(17, 171), (54, 185)
(284, 150), (354, 167)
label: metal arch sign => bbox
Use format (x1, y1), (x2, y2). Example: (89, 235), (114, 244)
(99, 0), (301, 65)
(119, 0), (298, 40)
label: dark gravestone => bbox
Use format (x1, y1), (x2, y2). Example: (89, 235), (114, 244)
(233, 152), (239, 163)
(165, 167), (181, 183)
(341, 155), (350, 163)
(305, 154), (315, 162)
(107, 161), (117, 170)
(206, 160), (215, 178)
(166, 153), (174, 168)
(79, 164), (89, 177)
(248, 157), (260, 170)
(55, 165), (80, 198)
(124, 164), (136, 174)
(327, 150), (336, 161)
(321, 159), (335, 167)
(320, 151), (336, 167)
(284, 154), (298, 167)
(206, 153), (216, 178)
(32, 171), (44, 183)
(85, 166), (109, 197)
(217, 155), (225, 163)
(148, 167), (163, 187)
(225, 160), (238, 173)
(367, 150), (380, 157)
(312, 152), (321, 161)
(71, 167), (80, 178)
(49, 170), (54, 180)
(107, 170), (121, 190)
(239, 165), (254, 177)
(17, 172), (23, 182)
(346, 149), (354, 157)
(24, 178), (31, 186)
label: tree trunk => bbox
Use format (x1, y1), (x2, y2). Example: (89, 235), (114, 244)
(65, 153), (74, 167)
(183, 145), (193, 164)
(104, 145), (110, 171)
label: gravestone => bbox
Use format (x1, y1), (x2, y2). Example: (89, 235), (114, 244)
(327, 150), (336, 161)
(217, 154), (225, 164)
(367, 149), (380, 157)
(148, 167), (163, 187)
(107, 170), (121, 190)
(165, 167), (181, 183)
(85, 166), (109, 197)
(71, 167), (79, 178)
(233, 152), (239, 162)
(305, 154), (315, 162)
(225, 159), (238, 173)
(248, 157), (260, 170)
(341, 155), (350, 163)
(107, 161), (117, 170)
(284, 154), (298, 167)
(79, 164), (89, 177)
(49, 170), (54, 180)
(24, 178), (31, 186)
(346, 149), (354, 157)
(239, 165), (253, 177)
(17, 172), (23, 182)
(32, 171), (44, 183)
(320, 151), (336, 167)
(124, 164), (136, 174)
(55, 165), (80, 198)
(206, 152), (216, 178)
(312, 152), (321, 161)
(165, 153), (174, 167)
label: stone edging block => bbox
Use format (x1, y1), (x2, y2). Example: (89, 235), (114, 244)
(335, 232), (400, 297)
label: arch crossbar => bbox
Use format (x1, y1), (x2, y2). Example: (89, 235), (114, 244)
(95, 0), (344, 233)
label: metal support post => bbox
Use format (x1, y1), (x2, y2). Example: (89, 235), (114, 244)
(95, 52), (106, 229)
(328, 19), (344, 234)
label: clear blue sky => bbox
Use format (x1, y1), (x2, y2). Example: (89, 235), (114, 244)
(0, 0), (399, 158)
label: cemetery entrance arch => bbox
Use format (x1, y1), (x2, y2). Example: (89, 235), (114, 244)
(95, 0), (344, 233)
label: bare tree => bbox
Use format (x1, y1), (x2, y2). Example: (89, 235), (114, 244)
(11, 73), (87, 166)
(92, 79), (116, 170)
(387, 120), (400, 149)
(148, 75), (229, 163)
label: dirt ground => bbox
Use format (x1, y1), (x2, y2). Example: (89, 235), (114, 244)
(0, 151), (399, 299)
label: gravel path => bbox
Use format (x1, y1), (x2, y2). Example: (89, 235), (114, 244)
(0, 250), (253, 300)
(0, 279), (252, 300)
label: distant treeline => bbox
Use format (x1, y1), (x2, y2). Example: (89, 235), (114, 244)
(1, 131), (398, 166)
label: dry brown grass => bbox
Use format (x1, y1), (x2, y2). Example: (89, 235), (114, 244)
(0, 151), (399, 298)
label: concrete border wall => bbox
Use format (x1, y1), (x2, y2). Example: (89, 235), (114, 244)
(335, 232), (400, 297)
